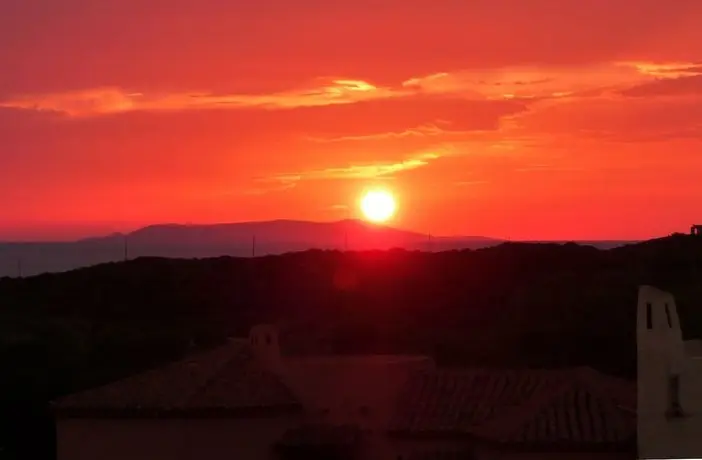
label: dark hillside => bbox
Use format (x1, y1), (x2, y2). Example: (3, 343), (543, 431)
(2, 235), (702, 458)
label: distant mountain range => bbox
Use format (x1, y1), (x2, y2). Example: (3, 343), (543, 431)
(0, 219), (637, 278)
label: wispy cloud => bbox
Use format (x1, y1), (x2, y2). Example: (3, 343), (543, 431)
(614, 62), (702, 99)
(255, 150), (448, 192)
(401, 65), (636, 100)
(277, 152), (441, 180)
(2, 61), (696, 117)
(0, 88), (142, 117)
(0, 79), (393, 117)
(401, 62), (702, 102)
(304, 121), (477, 143)
(244, 176), (299, 195)
(624, 61), (702, 78)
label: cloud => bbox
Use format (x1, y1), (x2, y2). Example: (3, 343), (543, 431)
(399, 63), (668, 101)
(502, 91), (702, 143)
(259, 150), (448, 191)
(0, 79), (394, 117)
(623, 62), (702, 78)
(304, 121), (477, 142)
(1, 61), (697, 120)
(5, 0), (702, 99)
(621, 75), (702, 98)
(613, 62), (702, 98)
(1, 88), (141, 117)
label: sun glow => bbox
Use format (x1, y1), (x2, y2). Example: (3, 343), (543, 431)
(360, 189), (397, 223)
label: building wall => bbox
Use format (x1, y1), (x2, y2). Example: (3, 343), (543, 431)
(637, 285), (685, 417)
(56, 415), (302, 460)
(387, 438), (632, 460)
(57, 418), (633, 460)
(682, 358), (702, 412)
(637, 285), (702, 459)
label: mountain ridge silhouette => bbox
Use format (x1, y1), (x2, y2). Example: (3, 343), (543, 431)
(0, 219), (638, 277)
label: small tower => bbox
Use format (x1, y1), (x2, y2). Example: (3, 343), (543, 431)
(638, 285), (688, 458)
(249, 324), (284, 374)
(637, 285), (686, 416)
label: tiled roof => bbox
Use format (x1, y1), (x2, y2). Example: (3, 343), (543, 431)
(53, 340), (301, 418)
(390, 369), (560, 434)
(389, 367), (635, 450)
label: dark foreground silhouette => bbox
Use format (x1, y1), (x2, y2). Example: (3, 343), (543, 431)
(1, 233), (702, 459)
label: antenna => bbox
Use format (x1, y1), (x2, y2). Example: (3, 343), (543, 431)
(345, 206), (351, 251)
(252, 235), (256, 257)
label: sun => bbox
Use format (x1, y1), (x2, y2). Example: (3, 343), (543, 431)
(360, 189), (397, 223)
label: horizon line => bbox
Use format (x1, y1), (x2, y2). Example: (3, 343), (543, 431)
(0, 215), (664, 245)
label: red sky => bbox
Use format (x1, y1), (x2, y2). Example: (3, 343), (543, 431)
(2, 0), (702, 241)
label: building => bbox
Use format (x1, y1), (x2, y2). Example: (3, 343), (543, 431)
(54, 324), (636, 460)
(637, 285), (702, 459)
(53, 338), (304, 460)
(54, 325), (434, 460)
(691, 225), (702, 236)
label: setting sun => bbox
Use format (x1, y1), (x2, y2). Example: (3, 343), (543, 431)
(360, 189), (397, 223)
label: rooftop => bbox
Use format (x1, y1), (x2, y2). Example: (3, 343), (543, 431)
(389, 367), (635, 451)
(289, 354), (431, 365)
(53, 334), (636, 453)
(53, 339), (301, 418)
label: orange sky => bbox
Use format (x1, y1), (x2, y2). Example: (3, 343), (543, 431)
(2, 0), (702, 241)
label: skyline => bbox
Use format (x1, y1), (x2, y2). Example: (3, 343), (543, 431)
(2, 1), (702, 241)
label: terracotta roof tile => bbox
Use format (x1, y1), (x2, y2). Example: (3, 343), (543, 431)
(490, 386), (636, 445)
(53, 340), (301, 418)
(390, 367), (635, 450)
(390, 369), (558, 435)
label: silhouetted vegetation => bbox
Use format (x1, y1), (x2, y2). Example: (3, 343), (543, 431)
(2, 234), (702, 459)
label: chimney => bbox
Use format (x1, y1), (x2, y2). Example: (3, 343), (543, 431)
(249, 324), (284, 374)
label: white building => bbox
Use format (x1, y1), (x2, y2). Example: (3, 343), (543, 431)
(637, 285), (702, 459)
(55, 323), (635, 460)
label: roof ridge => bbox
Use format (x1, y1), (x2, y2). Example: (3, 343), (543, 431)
(180, 342), (251, 406)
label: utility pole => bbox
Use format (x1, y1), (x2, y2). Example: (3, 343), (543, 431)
(123, 235), (129, 261)
(345, 206), (351, 251)
(252, 235), (256, 257)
